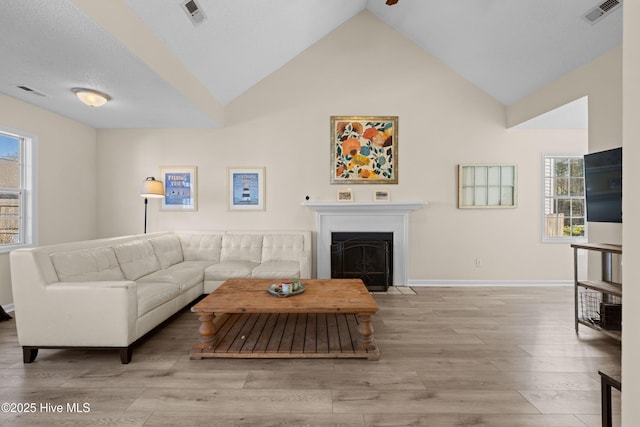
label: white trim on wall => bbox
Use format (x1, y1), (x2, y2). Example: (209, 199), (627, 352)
(409, 280), (572, 287)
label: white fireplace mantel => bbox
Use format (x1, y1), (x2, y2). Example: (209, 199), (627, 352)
(303, 201), (426, 285)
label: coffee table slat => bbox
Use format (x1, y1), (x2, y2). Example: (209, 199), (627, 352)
(303, 313), (317, 353)
(252, 313), (278, 353)
(315, 314), (329, 354)
(278, 314), (298, 353)
(291, 313), (307, 354)
(336, 314), (354, 353)
(214, 314), (246, 353)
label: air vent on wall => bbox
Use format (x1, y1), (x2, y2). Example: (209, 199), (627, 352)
(181, 0), (207, 26)
(584, 0), (622, 24)
(16, 85), (46, 97)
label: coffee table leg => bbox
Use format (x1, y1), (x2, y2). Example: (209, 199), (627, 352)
(191, 312), (217, 358)
(356, 314), (376, 350)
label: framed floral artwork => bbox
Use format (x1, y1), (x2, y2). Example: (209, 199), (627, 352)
(331, 116), (398, 184)
(227, 167), (265, 211)
(160, 166), (197, 211)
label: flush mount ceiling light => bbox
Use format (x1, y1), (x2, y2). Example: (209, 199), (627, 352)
(71, 87), (111, 107)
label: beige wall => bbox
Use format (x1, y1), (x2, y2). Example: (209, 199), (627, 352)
(507, 47), (623, 247)
(96, 11), (585, 284)
(0, 93), (97, 305)
(622, 1), (640, 423)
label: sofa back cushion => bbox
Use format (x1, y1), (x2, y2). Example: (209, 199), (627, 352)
(179, 233), (223, 262)
(220, 234), (263, 263)
(113, 240), (160, 281)
(149, 234), (184, 269)
(261, 234), (305, 262)
(51, 246), (124, 282)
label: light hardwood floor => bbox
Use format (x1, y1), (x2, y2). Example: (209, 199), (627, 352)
(0, 286), (621, 426)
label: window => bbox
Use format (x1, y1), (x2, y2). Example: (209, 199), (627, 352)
(0, 129), (35, 251)
(543, 155), (586, 241)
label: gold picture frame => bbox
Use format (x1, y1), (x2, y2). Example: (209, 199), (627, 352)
(331, 116), (398, 184)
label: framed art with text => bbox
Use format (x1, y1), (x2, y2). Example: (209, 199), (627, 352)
(331, 116), (398, 184)
(228, 167), (265, 211)
(160, 165), (197, 211)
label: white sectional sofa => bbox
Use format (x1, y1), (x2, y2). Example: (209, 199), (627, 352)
(9, 230), (312, 364)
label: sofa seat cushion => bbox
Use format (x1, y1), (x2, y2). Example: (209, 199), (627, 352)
(113, 240), (160, 281)
(51, 246), (124, 282)
(149, 234), (184, 269)
(251, 261), (300, 279)
(137, 265), (203, 293)
(136, 282), (180, 317)
(205, 261), (258, 280)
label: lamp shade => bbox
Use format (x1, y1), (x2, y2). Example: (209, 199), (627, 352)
(140, 177), (165, 198)
(71, 87), (111, 107)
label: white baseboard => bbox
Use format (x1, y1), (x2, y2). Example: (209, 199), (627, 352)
(2, 303), (14, 314)
(408, 279), (572, 287)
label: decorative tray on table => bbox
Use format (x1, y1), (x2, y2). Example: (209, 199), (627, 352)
(267, 282), (306, 298)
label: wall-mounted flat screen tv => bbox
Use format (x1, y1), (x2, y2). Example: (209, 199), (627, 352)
(584, 147), (622, 223)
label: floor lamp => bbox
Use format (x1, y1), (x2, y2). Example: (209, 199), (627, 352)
(140, 177), (165, 234)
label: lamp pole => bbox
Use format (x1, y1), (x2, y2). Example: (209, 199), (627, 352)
(144, 197), (149, 234)
(140, 176), (165, 234)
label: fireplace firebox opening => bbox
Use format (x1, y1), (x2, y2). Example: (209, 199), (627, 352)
(330, 232), (393, 292)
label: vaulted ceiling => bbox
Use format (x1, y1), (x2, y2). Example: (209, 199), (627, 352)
(0, 0), (622, 128)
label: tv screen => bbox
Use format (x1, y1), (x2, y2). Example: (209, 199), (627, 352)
(584, 147), (622, 223)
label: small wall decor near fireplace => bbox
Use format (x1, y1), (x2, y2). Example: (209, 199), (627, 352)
(331, 232), (393, 292)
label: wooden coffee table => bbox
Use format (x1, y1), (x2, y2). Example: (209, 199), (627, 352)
(190, 278), (379, 360)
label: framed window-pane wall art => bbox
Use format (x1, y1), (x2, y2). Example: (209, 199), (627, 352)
(458, 164), (517, 208)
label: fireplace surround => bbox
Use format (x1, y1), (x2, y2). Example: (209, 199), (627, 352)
(303, 201), (424, 286)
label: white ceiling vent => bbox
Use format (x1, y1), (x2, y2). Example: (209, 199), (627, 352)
(584, 0), (622, 24)
(181, 0), (207, 26)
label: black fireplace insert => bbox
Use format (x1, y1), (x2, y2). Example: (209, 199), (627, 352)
(330, 232), (393, 292)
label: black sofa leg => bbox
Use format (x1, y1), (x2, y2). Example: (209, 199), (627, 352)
(119, 347), (132, 364)
(23, 347), (38, 363)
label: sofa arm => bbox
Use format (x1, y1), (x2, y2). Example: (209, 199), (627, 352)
(15, 281), (138, 348)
